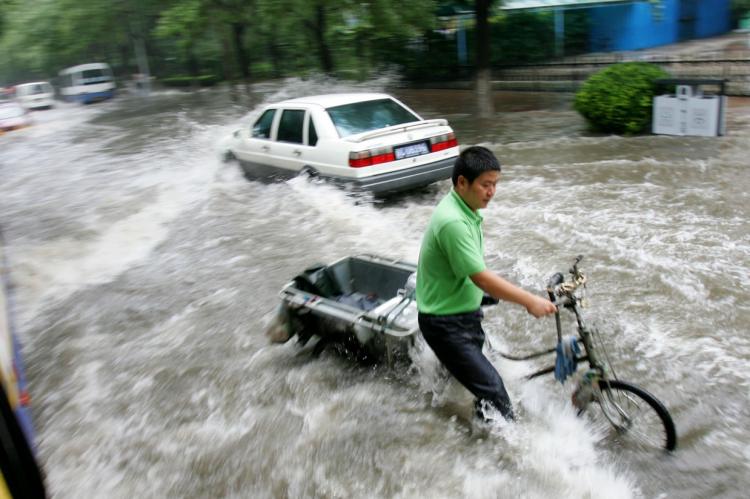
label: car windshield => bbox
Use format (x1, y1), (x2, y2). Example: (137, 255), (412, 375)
(0, 105), (24, 119)
(326, 98), (420, 137)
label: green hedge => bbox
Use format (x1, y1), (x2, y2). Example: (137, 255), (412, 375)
(574, 62), (670, 135)
(159, 75), (220, 87)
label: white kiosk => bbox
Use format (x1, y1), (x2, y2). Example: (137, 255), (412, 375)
(652, 79), (727, 137)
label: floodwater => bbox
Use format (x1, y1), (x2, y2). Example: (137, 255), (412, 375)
(1, 79), (748, 499)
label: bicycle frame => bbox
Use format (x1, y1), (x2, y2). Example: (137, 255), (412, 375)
(502, 258), (632, 427)
(498, 255), (603, 381)
(523, 303), (595, 381)
(496, 256), (678, 451)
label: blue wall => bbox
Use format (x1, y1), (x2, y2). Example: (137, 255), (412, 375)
(588, 0), (731, 52)
(695, 0), (732, 38)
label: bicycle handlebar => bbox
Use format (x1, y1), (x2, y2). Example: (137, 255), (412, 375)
(547, 256), (587, 309)
(570, 255), (584, 274)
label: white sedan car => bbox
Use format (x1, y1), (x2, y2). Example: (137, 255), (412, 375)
(224, 93), (459, 195)
(0, 102), (32, 134)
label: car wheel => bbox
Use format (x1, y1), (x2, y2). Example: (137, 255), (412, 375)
(222, 150), (236, 163)
(299, 166), (319, 180)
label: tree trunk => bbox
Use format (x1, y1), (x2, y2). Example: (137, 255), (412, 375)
(475, 0), (494, 118)
(232, 22), (251, 81)
(221, 28), (235, 82)
(186, 44), (200, 89)
(187, 45), (199, 77)
(119, 43), (131, 76)
(314, 4), (333, 74)
(268, 41), (283, 78)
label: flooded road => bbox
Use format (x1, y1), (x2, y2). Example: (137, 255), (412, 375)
(1, 80), (749, 498)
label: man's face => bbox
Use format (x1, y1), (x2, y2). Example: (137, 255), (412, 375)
(457, 170), (500, 211)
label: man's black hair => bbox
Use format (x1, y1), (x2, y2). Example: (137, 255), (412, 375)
(451, 146), (501, 186)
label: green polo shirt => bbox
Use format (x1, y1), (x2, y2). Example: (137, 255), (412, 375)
(416, 190), (486, 315)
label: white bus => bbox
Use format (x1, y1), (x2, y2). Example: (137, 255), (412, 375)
(58, 63), (115, 104)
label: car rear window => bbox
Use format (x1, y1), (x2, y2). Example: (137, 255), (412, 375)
(326, 98), (420, 138)
(277, 109), (305, 144)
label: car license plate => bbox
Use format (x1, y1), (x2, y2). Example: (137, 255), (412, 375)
(394, 141), (429, 160)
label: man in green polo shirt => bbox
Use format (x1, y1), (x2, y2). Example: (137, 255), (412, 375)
(416, 146), (556, 422)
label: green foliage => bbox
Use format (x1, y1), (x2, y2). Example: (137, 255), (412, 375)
(154, 0), (203, 44)
(490, 10), (589, 64)
(0, 0), (162, 84)
(574, 62), (670, 135)
(732, 0), (750, 14)
(563, 9), (590, 56)
(396, 8), (590, 82)
(0, 0), (589, 86)
(396, 29), (464, 82)
(0, 0), (11, 36)
(731, 0), (750, 26)
(492, 11), (555, 65)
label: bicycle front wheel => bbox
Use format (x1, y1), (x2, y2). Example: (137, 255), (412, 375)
(586, 379), (677, 452)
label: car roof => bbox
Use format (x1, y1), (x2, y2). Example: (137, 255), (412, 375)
(60, 63), (111, 74)
(16, 81), (51, 88)
(275, 93), (395, 108)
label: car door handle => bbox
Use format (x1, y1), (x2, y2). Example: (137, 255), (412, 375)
(293, 150), (301, 156)
(261, 145), (270, 151)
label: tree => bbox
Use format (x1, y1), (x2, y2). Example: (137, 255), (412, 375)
(254, 0), (435, 77)
(155, 0), (205, 77)
(475, 0), (496, 119)
(211, 0), (254, 81)
(1, 0), (495, 87)
(256, 0), (337, 75)
(0, 0), (14, 37)
(1, 0), (122, 80)
(731, 0), (750, 27)
(348, 0), (436, 76)
(155, 0), (253, 81)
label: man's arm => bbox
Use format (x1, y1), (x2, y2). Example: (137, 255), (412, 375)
(470, 269), (557, 318)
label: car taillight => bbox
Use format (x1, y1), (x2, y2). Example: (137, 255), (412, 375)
(349, 147), (395, 168)
(430, 132), (458, 152)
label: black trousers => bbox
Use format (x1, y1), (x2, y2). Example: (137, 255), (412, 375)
(418, 310), (514, 421)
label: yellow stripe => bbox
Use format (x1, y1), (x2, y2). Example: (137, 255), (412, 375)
(0, 472), (12, 499)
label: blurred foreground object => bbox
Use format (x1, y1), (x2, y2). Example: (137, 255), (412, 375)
(1, 232), (46, 498)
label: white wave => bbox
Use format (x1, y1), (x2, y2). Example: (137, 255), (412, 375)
(283, 175), (424, 262)
(4, 111), (226, 324)
(408, 329), (638, 497)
